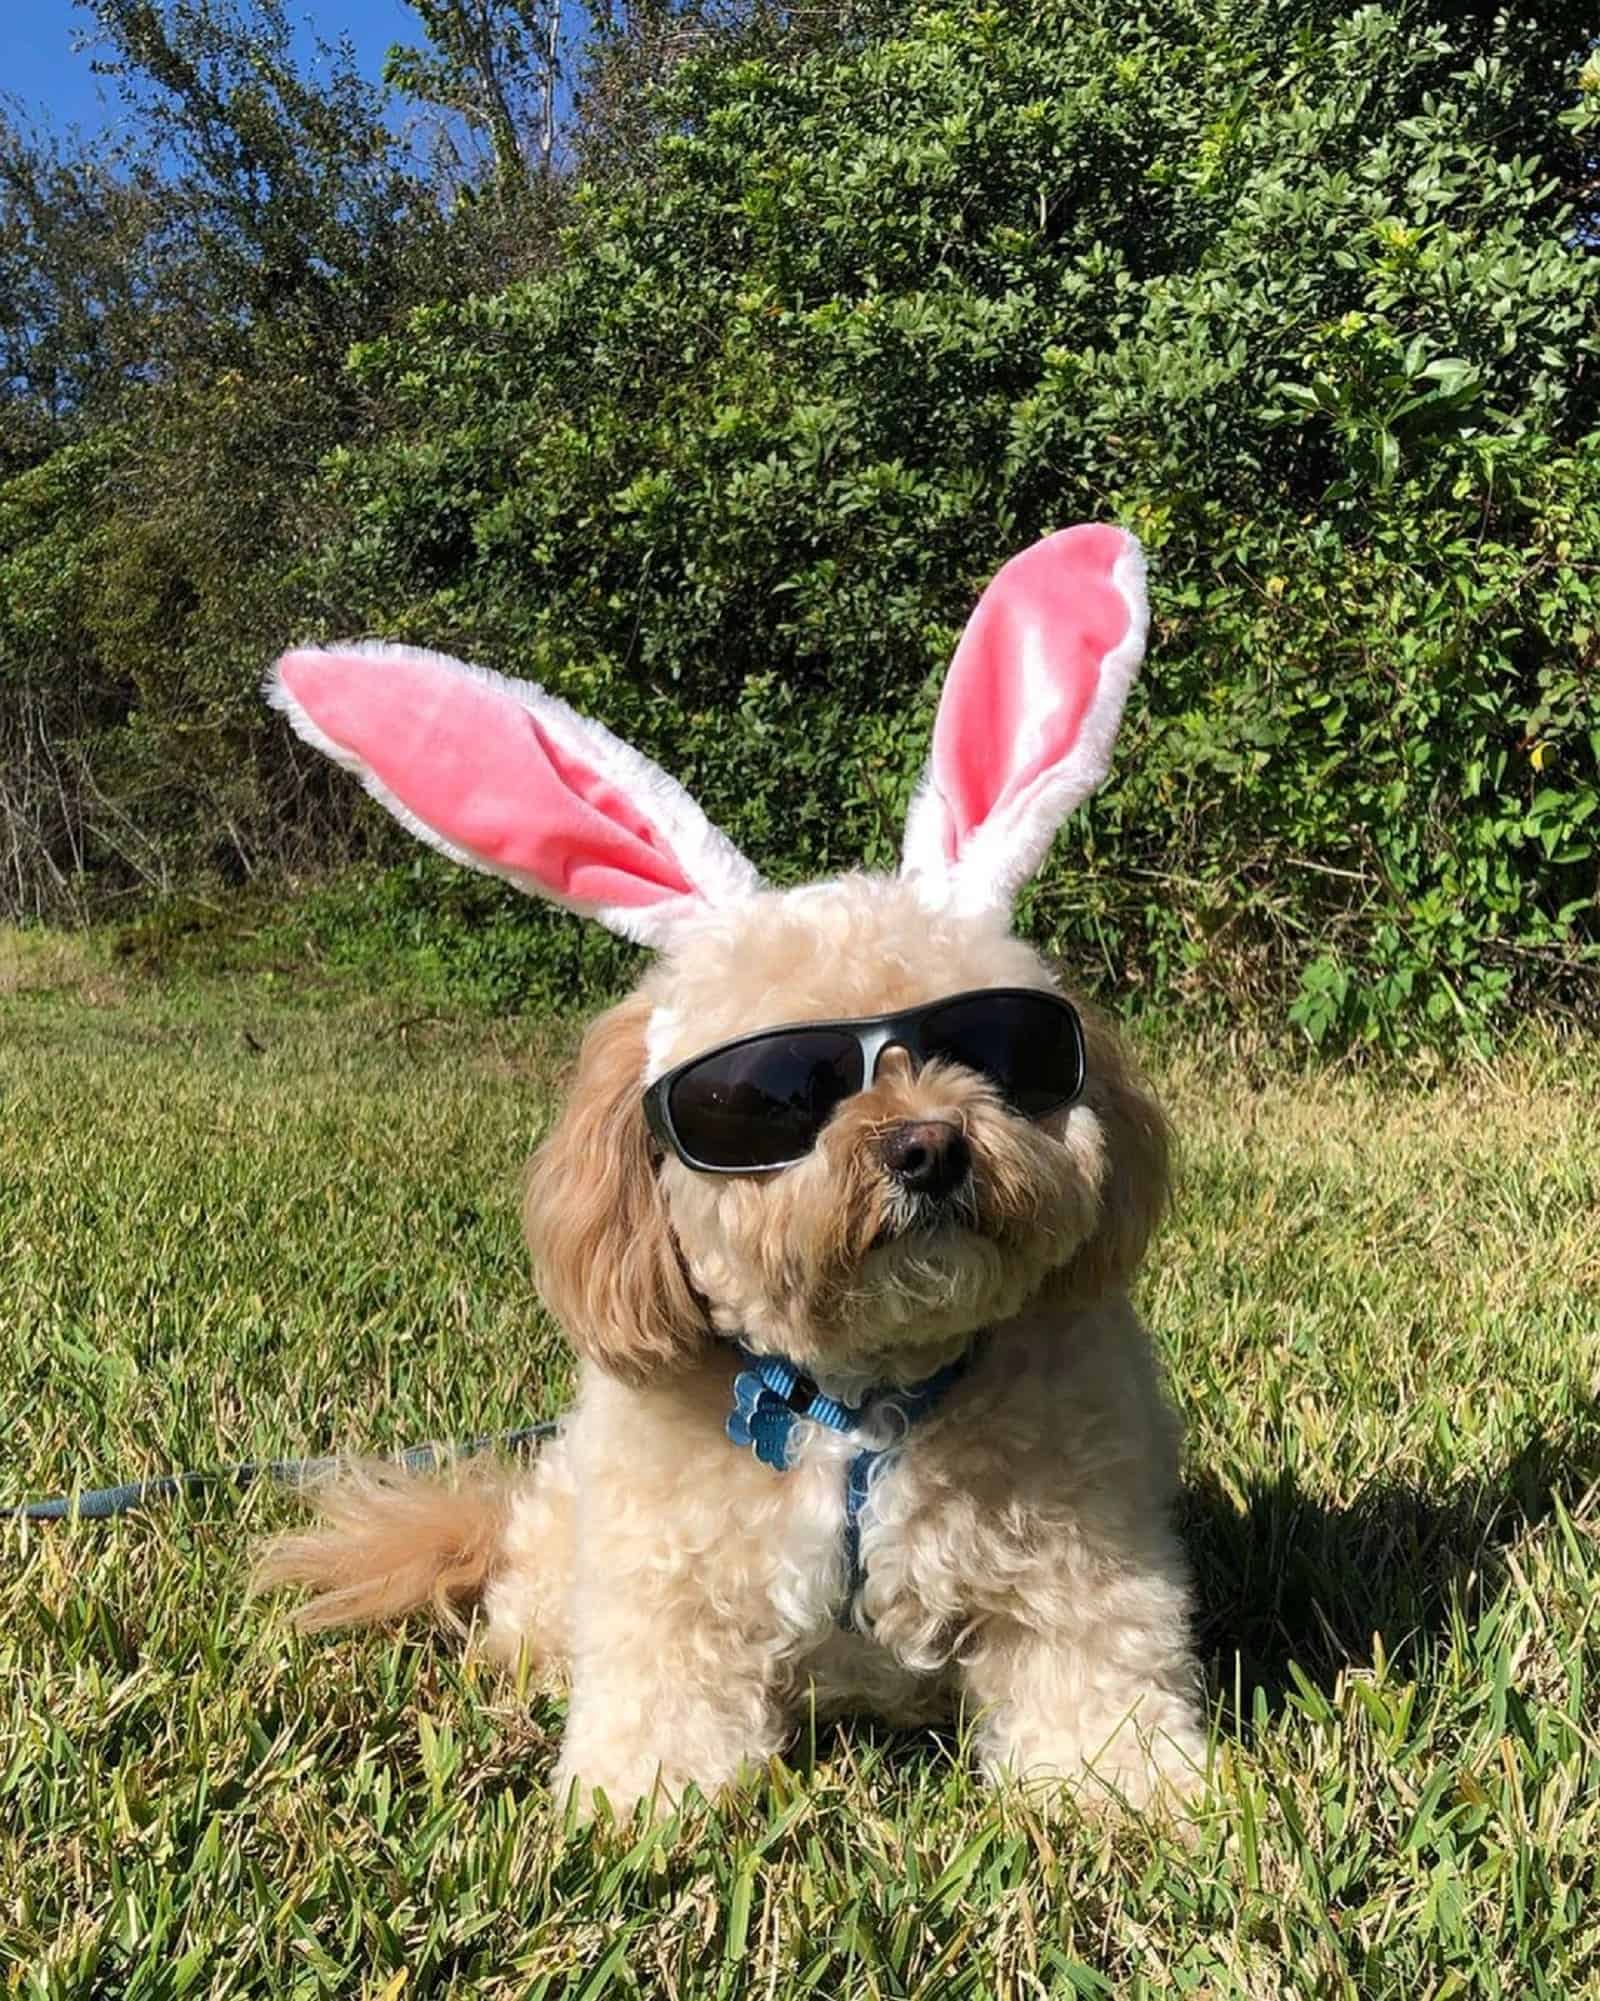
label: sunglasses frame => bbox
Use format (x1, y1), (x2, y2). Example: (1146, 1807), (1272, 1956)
(643, 985), (1087, 1175)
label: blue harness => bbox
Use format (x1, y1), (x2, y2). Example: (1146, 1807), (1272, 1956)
(725, 1342), (976, 1622)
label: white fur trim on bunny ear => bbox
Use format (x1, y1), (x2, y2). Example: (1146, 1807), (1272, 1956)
(901, 525), (1148, 920)
(267, 641), (762, 949)
(642, 1005), (684, 1085)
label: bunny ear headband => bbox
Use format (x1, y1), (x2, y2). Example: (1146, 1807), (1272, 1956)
(268, 523), (1147, 948)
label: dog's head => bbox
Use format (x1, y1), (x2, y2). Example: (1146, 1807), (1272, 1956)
(269, 527), (1168, 1386)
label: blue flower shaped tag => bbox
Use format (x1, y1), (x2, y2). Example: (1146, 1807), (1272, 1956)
(726, 1364), (803, 1470)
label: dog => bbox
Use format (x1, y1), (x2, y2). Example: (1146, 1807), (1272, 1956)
(255, 524), (1207, 1820)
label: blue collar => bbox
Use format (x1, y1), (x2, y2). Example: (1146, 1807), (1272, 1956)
(725, 1340), (979, 1621)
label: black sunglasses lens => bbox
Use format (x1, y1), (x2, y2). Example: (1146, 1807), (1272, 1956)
(920, 992), (1083, 1117)
(668, 1029), (864, 1169)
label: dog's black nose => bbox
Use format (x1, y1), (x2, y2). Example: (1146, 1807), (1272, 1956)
(879, 1120), (971, 1198)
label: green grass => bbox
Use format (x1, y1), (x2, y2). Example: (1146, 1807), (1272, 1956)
(4, 932), (1599, 1998)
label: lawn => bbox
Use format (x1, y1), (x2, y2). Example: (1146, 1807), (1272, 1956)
(4, 931), (1598, 1998)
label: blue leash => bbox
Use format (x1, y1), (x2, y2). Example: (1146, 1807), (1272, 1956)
(19, 1344), (972, 1629)
(7, 1424), (558, 1524)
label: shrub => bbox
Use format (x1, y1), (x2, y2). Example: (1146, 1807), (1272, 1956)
(315, 0), (1599, 1046)
(6, 0), (1599, 1048)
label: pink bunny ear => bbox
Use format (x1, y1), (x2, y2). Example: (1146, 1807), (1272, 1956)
(900, 525), (1148, 919)
(267, 643), (761, 948)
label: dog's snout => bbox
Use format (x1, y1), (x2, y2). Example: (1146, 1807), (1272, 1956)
(878, 1120), (970, 1198)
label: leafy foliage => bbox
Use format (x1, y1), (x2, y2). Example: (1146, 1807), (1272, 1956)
(3, 0), (1598, 1048)
(0, 0), (562, 909)
(385, 0), (564, 189)
(320, 0), (1600, 1047)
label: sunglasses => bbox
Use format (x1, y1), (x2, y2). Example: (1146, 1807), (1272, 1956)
(643, 986), (1086, 1174)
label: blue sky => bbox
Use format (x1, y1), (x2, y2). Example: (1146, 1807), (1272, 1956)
(5, 1), (420, 135)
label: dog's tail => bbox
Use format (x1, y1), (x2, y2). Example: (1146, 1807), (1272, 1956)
(251, 1454), (548, 1638)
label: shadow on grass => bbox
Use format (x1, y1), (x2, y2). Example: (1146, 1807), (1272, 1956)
(1182, 1417), (1600, 1725)
(651, 1417), (1600, 1787)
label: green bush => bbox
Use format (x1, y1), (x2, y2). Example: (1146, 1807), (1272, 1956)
(315, 0), (1600, 1048)
(282, 858), (642, 1014)
(5, 0), (1598, 1048)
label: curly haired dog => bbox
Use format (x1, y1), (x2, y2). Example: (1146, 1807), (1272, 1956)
(256, 525), (1207, 1818)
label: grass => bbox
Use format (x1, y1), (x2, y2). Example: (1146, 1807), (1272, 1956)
(3, 930), (1598, 1998)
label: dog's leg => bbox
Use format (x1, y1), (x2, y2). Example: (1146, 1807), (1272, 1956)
(553, 1573), (789, 1819)
(958, 1522), (1206, 1815)
(539, 1364), (826, 1819)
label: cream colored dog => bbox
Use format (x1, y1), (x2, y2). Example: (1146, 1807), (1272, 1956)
(257, 525), (1206, 1818)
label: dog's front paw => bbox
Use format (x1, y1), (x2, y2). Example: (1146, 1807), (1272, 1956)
(987, 1711), (1209, 1826)
(552, 1746), (760, 1826)
(553, 1764), (673, 1827)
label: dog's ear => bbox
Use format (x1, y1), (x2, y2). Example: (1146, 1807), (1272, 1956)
(1056, 1003), (1172, 1305)
(268, 644), (761, 949)
(523, 992), (706, 1383)
(901, 525), (1147, 921)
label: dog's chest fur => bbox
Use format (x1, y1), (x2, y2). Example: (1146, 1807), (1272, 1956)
(775, 1421), (964, 1723)
(560, 1358), (966, 1718)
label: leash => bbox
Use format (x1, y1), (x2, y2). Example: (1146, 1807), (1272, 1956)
(20, 1346), (970, 1623)
(7, 1423), (558, 1524)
